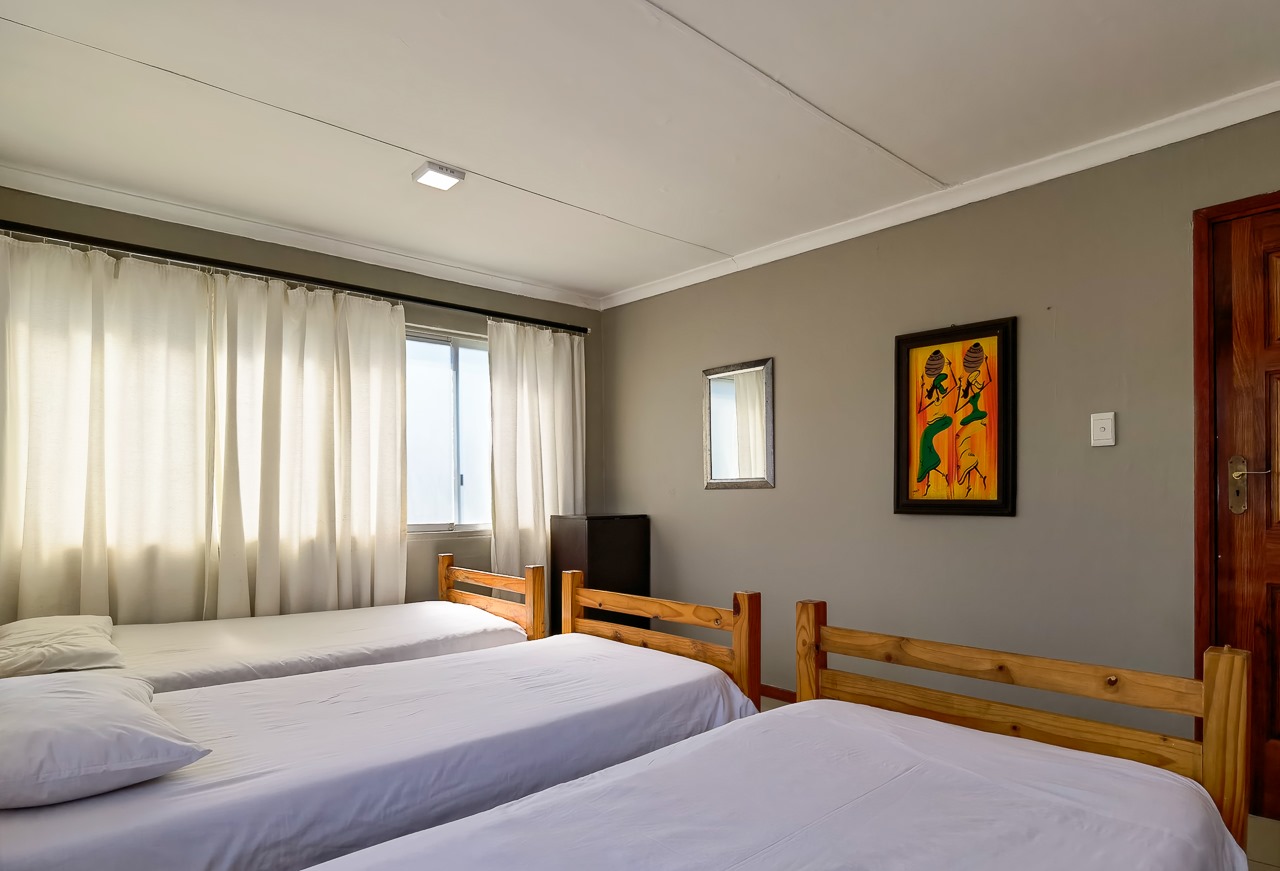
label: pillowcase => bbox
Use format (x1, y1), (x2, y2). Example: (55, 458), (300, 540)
(0, 672), (210, 808)
(0, 614), (124, 678)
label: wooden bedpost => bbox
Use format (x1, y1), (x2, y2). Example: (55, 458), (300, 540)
(731, 591), (762, 708)
(796, 599), (827, 703)
(562, 570), (584, 635)
(438, 553), (455, 602)
(523, 565), (546, 640)
(1202, 645), (1251, 847)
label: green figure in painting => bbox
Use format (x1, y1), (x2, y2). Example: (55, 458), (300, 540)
(954, 342), (991, 426)
(915, 349), (953, 496)
(950, 342), (992, 496)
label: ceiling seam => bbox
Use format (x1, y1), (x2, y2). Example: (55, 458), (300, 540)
(0, 15), (733, 261)
(633, 0), (949, 191)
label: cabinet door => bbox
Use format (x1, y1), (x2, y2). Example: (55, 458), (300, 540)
(549, 516), (587, 634)
(585, 518), (650, 630)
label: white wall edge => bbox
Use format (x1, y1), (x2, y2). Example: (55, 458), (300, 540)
(0, 162), (603, 312)
(600, 78), (1280, 310)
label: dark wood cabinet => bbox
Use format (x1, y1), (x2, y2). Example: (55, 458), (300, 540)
(549, 514), (650, 634)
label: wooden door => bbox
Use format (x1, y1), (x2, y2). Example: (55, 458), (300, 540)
(1198, 191), (1280, 816)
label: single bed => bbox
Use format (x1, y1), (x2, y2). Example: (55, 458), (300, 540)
(111, 555), (541, 691)
(0, 584), (761, 871)
(312, 599), (1249, 871)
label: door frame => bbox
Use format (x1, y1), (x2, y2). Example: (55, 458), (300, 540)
(1193, 188), (1280, 673)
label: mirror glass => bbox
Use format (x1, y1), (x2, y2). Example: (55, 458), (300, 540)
(703, 358), (774, 489)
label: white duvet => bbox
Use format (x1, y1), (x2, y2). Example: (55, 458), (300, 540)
(0, 634), (755, 871)
(316, 699), (1247, 871)
(112, 600), (526, 691)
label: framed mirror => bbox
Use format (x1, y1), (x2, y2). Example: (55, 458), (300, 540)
(703, 358), (774, 489)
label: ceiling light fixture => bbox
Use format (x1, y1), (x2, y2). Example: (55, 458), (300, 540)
(412, 159), (465, 191)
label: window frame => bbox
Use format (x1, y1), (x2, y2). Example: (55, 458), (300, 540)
(405, 328), (491, 534)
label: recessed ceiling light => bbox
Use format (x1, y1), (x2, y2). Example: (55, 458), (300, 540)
(412, 159), (465, 191)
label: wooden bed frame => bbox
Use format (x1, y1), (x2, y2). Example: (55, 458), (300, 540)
(437, 554), (546, 640)
(795, 600), (1251, 846)
(562, 569), (761, 707)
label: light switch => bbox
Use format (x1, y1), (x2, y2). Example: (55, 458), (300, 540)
(1090, 412), (1116, 447)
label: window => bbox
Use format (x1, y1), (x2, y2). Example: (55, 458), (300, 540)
(405, 332), (492, 531)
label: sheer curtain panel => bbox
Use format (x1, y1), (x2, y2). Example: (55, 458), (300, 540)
(734, 369), (767, 479)
(488, 320), (585, 577)
(209, 279), (407, 618)
(0, 237), (406, 624)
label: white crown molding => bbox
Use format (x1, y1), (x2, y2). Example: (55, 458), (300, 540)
(600, 258), (744, 309)
(0, 162), (603, 311)
(601, 78), (1280, 310)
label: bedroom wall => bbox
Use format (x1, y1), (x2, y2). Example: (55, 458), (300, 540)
(601, 111), (1280, 731)
(0, 187), (602, 605)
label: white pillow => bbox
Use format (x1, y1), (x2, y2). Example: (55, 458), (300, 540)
(0, 614), (124, 678)
(0, 672), (209, 808)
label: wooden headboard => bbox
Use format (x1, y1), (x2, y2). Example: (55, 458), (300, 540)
(437, 554), (546, 640)
(561, 569), (761, 708)
(795, 600), (1251, 846)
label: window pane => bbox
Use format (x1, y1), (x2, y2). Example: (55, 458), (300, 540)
(457, 346), (492, 526)
(405, 339), (455, 525)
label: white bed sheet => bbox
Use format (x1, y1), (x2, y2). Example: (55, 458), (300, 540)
(0, 633), (755, 871)
(316, 699), (1247, 871)
(112, 600), (526, 691)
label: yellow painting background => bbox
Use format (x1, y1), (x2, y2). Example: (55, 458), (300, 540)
(907, 335), (999, 501)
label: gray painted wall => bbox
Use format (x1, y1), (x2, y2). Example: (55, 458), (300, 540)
(8, 106), (1280, 727)
(601, 112), (1280, 731)
(0, 187), (602, 604)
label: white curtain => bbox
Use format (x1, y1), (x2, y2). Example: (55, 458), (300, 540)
(734, 369), (767, 479)
(488, 320), (585, 576)
(0, 237), (406, 624)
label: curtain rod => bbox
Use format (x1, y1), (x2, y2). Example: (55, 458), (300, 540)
(0, 220), (591, 336)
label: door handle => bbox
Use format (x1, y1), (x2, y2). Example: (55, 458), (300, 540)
(1228, 455), (1271, 514)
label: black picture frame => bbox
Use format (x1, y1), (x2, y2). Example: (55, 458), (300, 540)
(894, 317), (1017, 516)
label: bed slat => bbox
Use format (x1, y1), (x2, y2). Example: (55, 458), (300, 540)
(819, 667), (1202, 779)
(447, 588), (528, 628)
(819, 624), (1204, 717)
(449, 566), (526, 595)
(574, 618), (736, 676)
(575, 588), (735, 631)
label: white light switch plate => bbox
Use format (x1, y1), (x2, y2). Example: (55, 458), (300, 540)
(1090, 412), (1116, 446)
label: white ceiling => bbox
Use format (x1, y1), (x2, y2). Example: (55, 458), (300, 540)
(1, 1), (1279, 310)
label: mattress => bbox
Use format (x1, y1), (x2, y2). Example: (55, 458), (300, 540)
(315, 699), (1247, 871)
(0, 633), (755, 871)
(112, 600), (526, 691)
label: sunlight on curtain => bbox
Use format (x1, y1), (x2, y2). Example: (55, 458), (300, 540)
(334, 294), (407, 610)
(0, 237), (406, 624)
(488, 320), (585, 576)
(102, 259), (213, 622)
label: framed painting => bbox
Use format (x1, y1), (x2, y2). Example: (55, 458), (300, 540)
(894, 317), (1016, 516)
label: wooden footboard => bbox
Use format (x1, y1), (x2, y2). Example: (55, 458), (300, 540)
(795, 600), (1250, 847)
(438, 554), (546, 640)
(562, 570), (761, 707)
